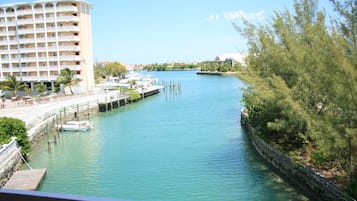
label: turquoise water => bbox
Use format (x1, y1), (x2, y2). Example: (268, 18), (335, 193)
(28, 71), (309, 201)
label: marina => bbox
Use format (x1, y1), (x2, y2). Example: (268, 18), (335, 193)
(27, 71), (310, 201)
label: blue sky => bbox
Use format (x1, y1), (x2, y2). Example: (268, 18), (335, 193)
(89, 0), (334, 64)
(0, 0), (335, 64)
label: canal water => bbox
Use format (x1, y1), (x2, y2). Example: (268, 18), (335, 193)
(28, 71), (309, 201)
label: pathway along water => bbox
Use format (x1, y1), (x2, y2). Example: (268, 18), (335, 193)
(28, 71), (310, 201)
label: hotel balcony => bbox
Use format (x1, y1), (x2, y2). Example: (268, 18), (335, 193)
(48, 15), (79, 23)
(56, 26), (79, 32)
(56, 6), (78, 13)
(0, 40), (17, 45)
(17, 28), (35, 35)
(58, 35), (80, 42)
(14, 9), (33, 16)
(60, 55), (81, 61)
(0, 30), (15, 36)
(19, 38), (37, 44)
(0, 49), (17, 54)
(17, 18), (34, 25)
(58, 45), (80, 51)
(20, 47), (37, 53)
(1, 64), (81, 73)
(4, 21), (16, 27)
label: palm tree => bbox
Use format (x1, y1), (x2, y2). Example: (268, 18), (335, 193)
(2, 75), (27, 97)
(34, 83), (47, 96)
(56, 68), (81, 94)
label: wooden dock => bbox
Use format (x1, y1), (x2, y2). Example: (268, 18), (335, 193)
(3, 169), (47, 191)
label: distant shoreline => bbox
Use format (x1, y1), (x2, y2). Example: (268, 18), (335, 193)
(196, 71), (237, 76)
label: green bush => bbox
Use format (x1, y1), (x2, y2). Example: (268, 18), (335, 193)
(128, 90), (141, 102)
(0, 117), (30, 155)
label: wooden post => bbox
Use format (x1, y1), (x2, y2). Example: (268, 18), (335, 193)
(87, 101), (90, 120)
(110, 96), (113, 111)
(63, 107), (66, 122)
(59, 111), (63, 133)
(105, 97), (107, 112)
(76, 104), (79, 120)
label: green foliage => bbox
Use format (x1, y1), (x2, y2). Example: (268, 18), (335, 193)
(144, 63), (197, 71)
(105, 62), (127, 78)
(0, 117), (30, 155)
(34, 83), (47, 95)
(24, 85), (31, 96)
(56, 68), (81, 94)
(94, 62), (127, 82)
(242, 74), (309, 150)
(198, 59), (240, 72)
(2, 75), (27, 97)
(122, 88), (141, 102)
(237, 0), (357, 194)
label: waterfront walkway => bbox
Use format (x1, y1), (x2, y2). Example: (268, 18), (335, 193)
(0, 90), (123, 127)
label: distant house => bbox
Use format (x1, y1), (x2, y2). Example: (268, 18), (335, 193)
(216, 52), (247, 66)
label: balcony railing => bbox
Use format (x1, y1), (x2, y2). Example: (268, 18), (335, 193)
(56, 15), (79, 22)
(18, 28), (34, 35)
(58, 36), (80, 41)
(57, 26), (80, 32)
(56, 6), (78, 13)
(58, 45), (80, 51)
(15, 9), (33, 16)
(19, 38), (36, 44)
(17, 18), (34, 25)
(1, 65), (82, 73)
(5, 21), (16, 27)
(60, 55), (81, 61)
(20, 47), (36, 53)
(0, 49), (18, 54)
(0, 189), (123, 201)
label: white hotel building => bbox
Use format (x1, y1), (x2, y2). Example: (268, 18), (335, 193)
(0, 0), (94, 91)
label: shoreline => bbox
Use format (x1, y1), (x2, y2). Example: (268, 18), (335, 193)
(0, 88), (161, 188)
(240, 109), (355, 201)
(196, 71), (237, 76)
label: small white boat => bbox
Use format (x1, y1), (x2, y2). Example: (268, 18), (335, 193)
(56, 121), (93, 132)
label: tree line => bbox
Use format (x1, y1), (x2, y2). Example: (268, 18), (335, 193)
(144, 59), (243, 72)
(237, 0), (357, 197)
(94, 61), (127, 83)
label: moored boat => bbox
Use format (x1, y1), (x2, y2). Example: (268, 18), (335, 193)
(56, 121), (93, 132)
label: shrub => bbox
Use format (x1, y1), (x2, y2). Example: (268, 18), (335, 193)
(0, 117), (30, 155)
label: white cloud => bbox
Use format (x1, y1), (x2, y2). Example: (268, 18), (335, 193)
(224, 10), (265, 21)
(205, 14), (220, 22)
(205, 10), (265, 22)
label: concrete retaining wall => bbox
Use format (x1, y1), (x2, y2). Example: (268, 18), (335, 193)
(0, 139), (21, 187)
(241, 111), (356, 201)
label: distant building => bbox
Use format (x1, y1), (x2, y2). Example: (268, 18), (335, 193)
(0, 0), (94, 91)
(216, 52), (247, 66)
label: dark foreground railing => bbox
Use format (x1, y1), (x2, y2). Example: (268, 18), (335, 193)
(0, 189), (125, 201)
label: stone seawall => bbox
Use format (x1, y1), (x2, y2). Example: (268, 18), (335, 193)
(0, 139), (21, 187)
(241, 111), (356, 201)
